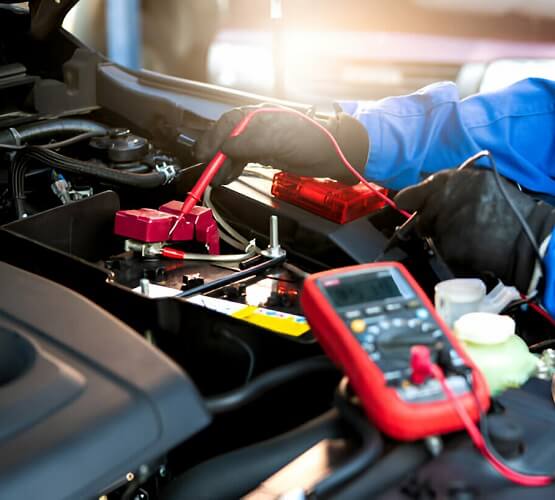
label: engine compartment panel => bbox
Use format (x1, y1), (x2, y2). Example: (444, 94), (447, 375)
(0, 262), (209, 500)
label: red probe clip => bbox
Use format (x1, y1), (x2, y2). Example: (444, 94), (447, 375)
(168, 112), (254, 237)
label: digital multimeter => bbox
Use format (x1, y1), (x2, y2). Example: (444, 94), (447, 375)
(301, 262), (490, 441)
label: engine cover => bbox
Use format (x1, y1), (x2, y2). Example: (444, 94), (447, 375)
(0, 263), (210, 500)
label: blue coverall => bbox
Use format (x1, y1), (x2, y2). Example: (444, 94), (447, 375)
(340, 77), (555, 314)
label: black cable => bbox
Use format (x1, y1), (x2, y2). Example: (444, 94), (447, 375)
(15, 147), (167, 190)
(0, 131), (103, 150)
(9, 147), (169, 218)
(0, 142), (24, 150)
(11, 155), (28, 217)
(485, 150), (547, 281)
(175, 161), (205, 179)
(39, 131), (102, 149)
(177, 253), (286, 298)
(529, 338), (555, 353)
(0, 118), (109, 146)
(204, 356), (335, 415)
(121, 479), (141, 500)
(372, 211), (418, 262)
(500, 297), (533, 315)
(220, 329), (255, 384)
(307, 378), (383, 499)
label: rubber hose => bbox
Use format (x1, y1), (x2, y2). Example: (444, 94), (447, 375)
(336, 443), (429, 499)
(0, 118), (109, 145)
(162, 409), (345, 500)
(20, 147), (166, 188)
(308, 395), (383, 498)
(204, 356), (335, 415)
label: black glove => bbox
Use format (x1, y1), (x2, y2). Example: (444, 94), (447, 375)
(394, 168), (555, 292)
(194, 104), (370, 186)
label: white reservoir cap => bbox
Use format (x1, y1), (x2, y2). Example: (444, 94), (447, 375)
(434, 278), (487, 327)
(435, 278), (486, 303)
(454, 312), (515, 345)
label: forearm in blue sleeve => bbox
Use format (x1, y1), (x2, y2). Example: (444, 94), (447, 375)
(340, 82), (480, 189)
(542, 232), (555, 317)
(341, 78), (555, 194)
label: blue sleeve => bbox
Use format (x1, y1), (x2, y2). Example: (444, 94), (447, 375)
(340, 78), (555, 194)
(543, 233), (555, 317)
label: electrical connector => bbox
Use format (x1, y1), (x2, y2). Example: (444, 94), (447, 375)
(114, 201), (220, 254)
(409, 345), (433, 384)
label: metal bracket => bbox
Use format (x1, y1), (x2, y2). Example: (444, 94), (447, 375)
(155, 161), (177, 185)
(124, 240), (164, 257)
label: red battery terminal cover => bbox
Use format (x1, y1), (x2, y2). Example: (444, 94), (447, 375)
(114, 201), (220, 254)
(271, 172), (389, 224)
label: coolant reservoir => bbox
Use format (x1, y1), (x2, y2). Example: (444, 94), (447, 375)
(454, 312), (538, 395)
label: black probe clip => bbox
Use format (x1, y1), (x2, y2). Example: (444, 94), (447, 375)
(373, 211), (419, 263)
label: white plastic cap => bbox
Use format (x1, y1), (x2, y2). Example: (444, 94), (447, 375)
(454, 312), (515, 345)
(435, 279), (486, 303)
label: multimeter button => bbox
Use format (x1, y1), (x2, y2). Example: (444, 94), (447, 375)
(432, 329), (443, 338)
(345, 310), (362, 319)
(449, 350), (466, 367)
(415, 308), (429, 319)
(367, 325), (380, 335)
(364, 306), (383, 316)
(350, 319), (366, 333)
(362, 334), (376, 344)
(366, 314), (386, 325)
(406, 300), (420, 309)
(407, 318), (421, 328)
(363, 343), (375, 353)
(421, 322), (435, 332)
(379, 321), (391, 330)
(370, 351), (381, 361)
(392, 318), (404, 328)
(384, 370), (403, 384)
(385, 303), (402, 312)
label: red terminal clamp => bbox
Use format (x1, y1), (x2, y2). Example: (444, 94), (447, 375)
(114, 201), (220, 254)
(114, 112), (251, 252)
(271, 172), (388, 224)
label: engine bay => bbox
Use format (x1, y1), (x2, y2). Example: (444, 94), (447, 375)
(2, 4), (555, 500)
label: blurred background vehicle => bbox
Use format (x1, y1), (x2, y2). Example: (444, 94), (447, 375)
(64, 0), (555, 108)
(64, 0), (219, 81)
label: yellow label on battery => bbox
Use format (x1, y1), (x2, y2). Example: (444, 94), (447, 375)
(231, 306), (310, 337)
(187, 295), (310, 337)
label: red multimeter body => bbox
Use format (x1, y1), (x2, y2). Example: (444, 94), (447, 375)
(301, 262), (490, 441)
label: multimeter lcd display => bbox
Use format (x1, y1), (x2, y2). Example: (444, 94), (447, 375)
(325, 274), (402, 307)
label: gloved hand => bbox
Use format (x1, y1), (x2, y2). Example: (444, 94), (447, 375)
(394, 168), (555, 292)
(194, 104), (370, 186)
